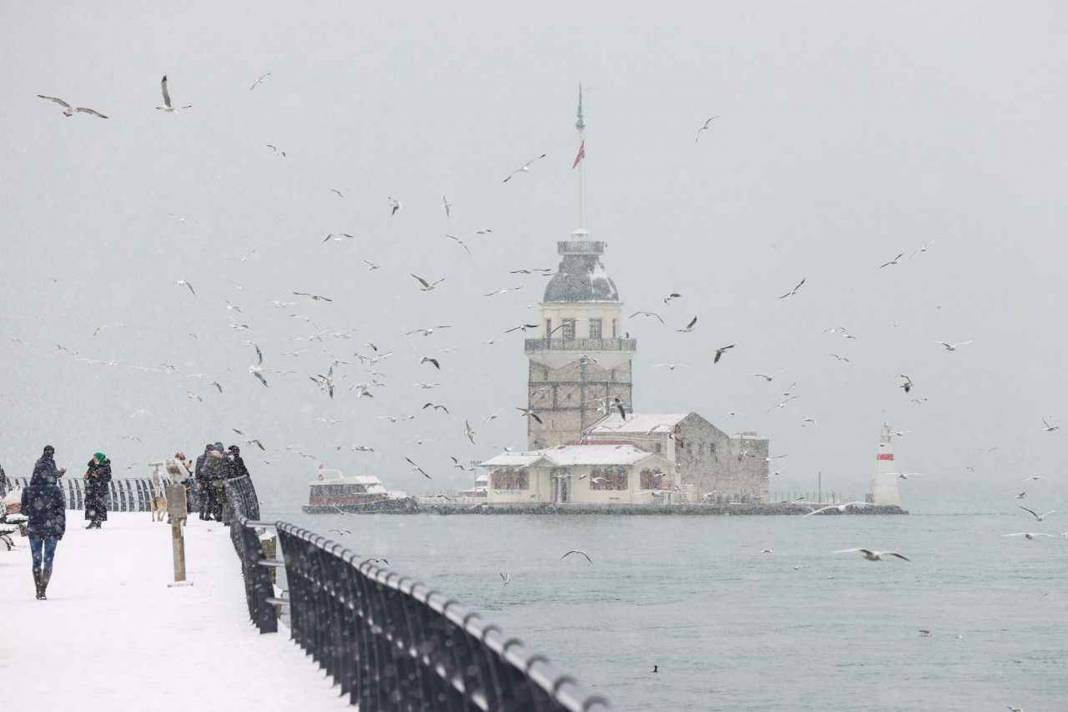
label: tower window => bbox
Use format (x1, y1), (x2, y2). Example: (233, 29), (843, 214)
(612, 319), (617, 337)
(562, 319), (576, 340)
(545, 319), (552, 338)
(588, 318), (602, 339)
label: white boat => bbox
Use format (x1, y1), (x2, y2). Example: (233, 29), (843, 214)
(302, 467), (417, 513)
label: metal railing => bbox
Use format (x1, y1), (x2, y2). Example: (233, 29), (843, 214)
(224, 476), (277, 634)
(524, 337), (636, 353)
(222, 476), (612, 710)
(10, 476), (156, 512)
(275, 522), (612, 711)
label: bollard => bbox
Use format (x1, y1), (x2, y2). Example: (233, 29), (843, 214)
(164, 483), (191, 586)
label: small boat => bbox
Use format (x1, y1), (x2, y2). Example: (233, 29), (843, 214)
(302, 467), (418, 514)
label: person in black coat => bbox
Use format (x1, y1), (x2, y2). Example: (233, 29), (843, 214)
(226, 445), (250, 480)
(203, 444), (228, 521)
(84, 452), (112, 529)
(22, 446), (67, 600)
(194, 444), (212, 520)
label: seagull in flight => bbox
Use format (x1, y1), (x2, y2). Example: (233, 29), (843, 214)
(561, 550), (593, 563)
(835, 548), (910, 562)
(753, 373), (775, 382)
(899, 375), (913, 393)
(442, 195), (453, 218)
(388, 196), (402, 216)
(293, 291), (333, 302)
(612, 397), (627, 420)
(502, 153), (548, 182)
(663, 292), (682, 305)
(1004, 532), (1054, 540)
(464, 420), (476, 445)
(713, 344), (735, 364)
(1019, 506), (1055, 522)
(938, 340), (973, 352)
(327, 528), (352, 536)
(803, 501), (869, 517)
(694, 116), (719, 142)
(420, 356), (441, 370)
(422, 402), (450, 414)
(879, 252), (905, 269)
(676, 316), (698, 333)
(249, 72), (272, 91)
(36, 94), (108, 118)
(778, 278), (806, 300)
(322, 232), (354, 243)
(265, 144), (286, 157)
(362, 259), (381, 271)
(516, 407), (543, 424)
(404, 457), (432, 479)
(406, 325), (451, 337)
(410, 274), (445, 292)
(830, 353), (852, 364)
(175, 280), (196, 296)
(156, 75), (192, 112)
(504, 323), (540, 334)
(445, 234), (472, 255)
(1041, 417), (1059, 433)
(630, 310), (665, 323)
(248, 344), (268, 387)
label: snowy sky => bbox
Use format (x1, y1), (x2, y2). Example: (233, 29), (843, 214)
(2, 1), (1066, 510)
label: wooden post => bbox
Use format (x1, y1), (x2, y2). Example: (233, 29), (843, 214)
(164, 483), (189, 584)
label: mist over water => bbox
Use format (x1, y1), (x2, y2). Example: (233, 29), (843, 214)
(280, 510), (1067, 712)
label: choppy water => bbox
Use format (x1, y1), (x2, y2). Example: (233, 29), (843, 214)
(269, 510), (1067, 711)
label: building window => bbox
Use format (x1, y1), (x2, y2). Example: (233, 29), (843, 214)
(545, 319), (552, 338)
(639, 469), (665, 490)
(491, 468), (529, 490)
(589, 318), (602, 339)
(612, 319), (617, 337)
(589, 466), (627, 490)
(562, 319), (576, 340)
(655, 443), (662, 454)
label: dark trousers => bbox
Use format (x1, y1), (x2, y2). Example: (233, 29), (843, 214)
(29, 535), (58, 572)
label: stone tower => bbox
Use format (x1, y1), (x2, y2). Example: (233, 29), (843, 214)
(524, 88), (637, 449)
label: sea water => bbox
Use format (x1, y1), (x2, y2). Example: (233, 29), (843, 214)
(271, 510), (1067, 711)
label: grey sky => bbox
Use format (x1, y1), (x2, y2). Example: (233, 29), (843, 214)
(2, 2), (1067, 509)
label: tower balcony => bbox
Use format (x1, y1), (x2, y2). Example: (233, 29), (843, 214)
(524, 337), (637, 353)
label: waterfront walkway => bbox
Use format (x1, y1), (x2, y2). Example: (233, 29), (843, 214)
(0, 513), (348, 712)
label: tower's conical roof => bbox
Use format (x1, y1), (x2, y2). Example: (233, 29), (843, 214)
(543, 232), (619, 303)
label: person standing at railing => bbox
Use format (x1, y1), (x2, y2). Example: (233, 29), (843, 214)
(21, 448), (67, 600)
(226, 445), (249, 480)
(203, 443), (228, 521)
(193, 444), (212, 520)
(84, 452), (112, 529)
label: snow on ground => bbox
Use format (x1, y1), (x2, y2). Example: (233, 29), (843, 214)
(0, 513), (350, 712)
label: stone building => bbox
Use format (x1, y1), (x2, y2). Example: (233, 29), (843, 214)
(481, 444), (677, 505)
(583, 413), (769, 503)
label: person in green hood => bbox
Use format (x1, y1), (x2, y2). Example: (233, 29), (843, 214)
(84, 452), (112, 529)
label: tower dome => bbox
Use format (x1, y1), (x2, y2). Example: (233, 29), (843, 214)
(543, 232), (619, 303)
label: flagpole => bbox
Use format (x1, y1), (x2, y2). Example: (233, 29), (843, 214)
(576, 84), (586, 233)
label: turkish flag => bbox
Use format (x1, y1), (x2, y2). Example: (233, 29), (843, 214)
(572, 140), (586, 169)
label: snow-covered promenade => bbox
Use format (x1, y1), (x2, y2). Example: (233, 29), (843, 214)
(0, 513), (348, 712)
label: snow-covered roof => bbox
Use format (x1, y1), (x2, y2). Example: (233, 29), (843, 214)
(480, 452), (545, 467)
(586, 413), (691, 435)
(542, 443), (655, 466)
(311, 469), (383, 486)
(543, 240), (620, 303)
(481, 444), (659, 468)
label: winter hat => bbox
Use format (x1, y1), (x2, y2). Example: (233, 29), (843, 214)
(93, 452), (106, 463)
(228, 445), (240, 455)
(43, 445), (54, 456)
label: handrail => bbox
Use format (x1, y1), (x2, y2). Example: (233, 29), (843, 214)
(274, 521), (612, 711)
(524, 337), (637, 352)
(223, 475), (611, 709)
